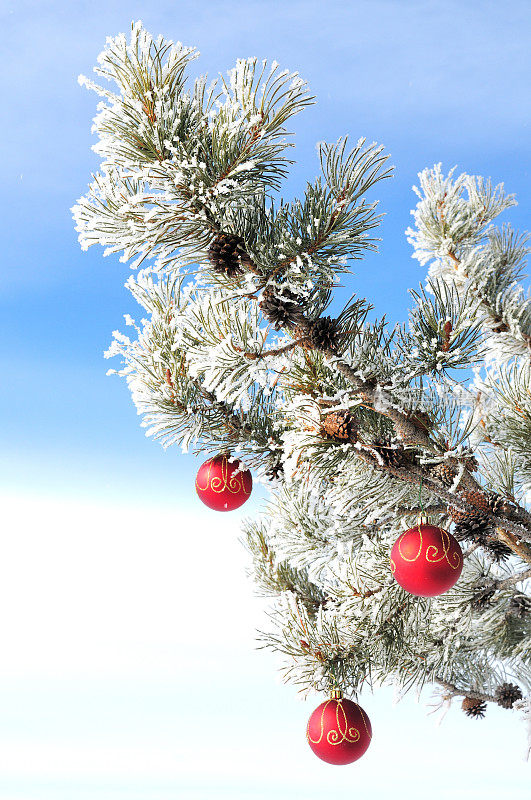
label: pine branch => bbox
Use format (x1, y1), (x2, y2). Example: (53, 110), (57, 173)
(356, 448), (531, 560)
(233, 337), (306, 361)
(495, 569), (531, 590)
(313, 348), (531, 554)
(78, 27), (531, 737)
(446, 245), (531, 357)
(434, 677), (497, 704)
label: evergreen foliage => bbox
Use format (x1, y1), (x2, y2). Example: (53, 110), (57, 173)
(74, 22), (531, 747)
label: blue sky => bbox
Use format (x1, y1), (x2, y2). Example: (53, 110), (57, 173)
(1, 1), (530, 797)
(2, 0), (531, 502)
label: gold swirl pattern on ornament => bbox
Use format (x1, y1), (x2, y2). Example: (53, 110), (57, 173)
(195, 456), (251, 495)
(397, 526), (423, 562)
(397, 526), (461, 570)
(425, 527), (462, 570)
(307, 700), (360, 747)
(390, 558), (396, 574)
(359, 706), (372, 740)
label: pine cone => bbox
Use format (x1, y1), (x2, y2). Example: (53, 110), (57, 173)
(484, 537), (512, 562)
(508, 594), (531, 618)
(448, 505), (467, 524)
(488, 494), (511, 515)
(495, 682), (523, 709)
(410, 410), (434, 433)
(371, 437), (408, 468)
(308, 316), (342, 352)
(264, 460), (284, 482)
(452, 512), (493, 542)
(322, 410), (356, 442)
(462, 489), (491, 513)
(453, 510), (511, 559)
(449, 489), (495, 540)
(292, 324), (312, 349)
(491, 316), (509, 333)
(259, 287), (306, 330)
(431, 456), (479, 487)
(207, 233), (246, 278)
(431, 462), (456, 486)
(464, 454), (479, 473)
(461, 697), (487, 719)
(471, 587), (496, 612)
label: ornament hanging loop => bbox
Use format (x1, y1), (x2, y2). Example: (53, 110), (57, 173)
(417, 477), (428, 526)
(328, 661), (342, 698)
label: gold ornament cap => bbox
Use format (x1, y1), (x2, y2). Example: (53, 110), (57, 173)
(329, 689), (343, 700)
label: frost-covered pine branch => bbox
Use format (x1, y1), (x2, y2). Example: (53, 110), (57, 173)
(74, 22), (531, 752)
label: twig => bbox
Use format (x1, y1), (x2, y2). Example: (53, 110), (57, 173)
(233, 337), (308, 361)
(495, 569), (531, 590)
(434, 677), (497, 704)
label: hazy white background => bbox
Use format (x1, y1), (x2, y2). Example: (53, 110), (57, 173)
(0, 492), (528, 798)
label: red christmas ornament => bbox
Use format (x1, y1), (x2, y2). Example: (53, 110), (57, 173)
(390, 521), (463, 597)
(195, 454), (252, 511)
(307, 693), (372, 765)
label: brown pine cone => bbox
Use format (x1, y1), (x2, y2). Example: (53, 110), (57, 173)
(464, 454), (479, 472)
(487, 494), (513, 516)
(484, 537), (512, 562)
(308, 316), (341, 352)
(462, 489), (491, 513)
(431, 457), (478, 486)
(293, 324), (312, 348)
(322, 410), (357, 442)
(207, 233), (246, 277)
(508, 594), (531, 618)
(494, 682), (522, 709)
(264, 460), (284, 482)
(259, 287), (306, 330)
(410, 410), (434, 432)
(431, 462), (457, 486)
(461, 697), (487, 718)
(448, 505), (474, 525)
(448, 489), (494, 534)
(471, 587), (496, 612)
(371, 437), (408, 468)
(452, 512), (494, 543)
